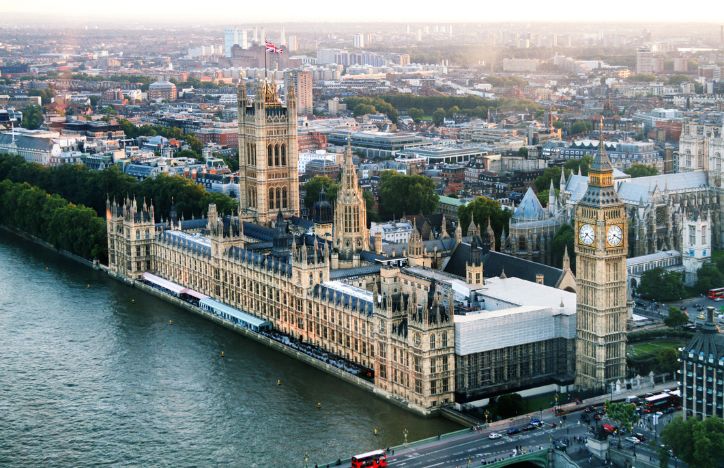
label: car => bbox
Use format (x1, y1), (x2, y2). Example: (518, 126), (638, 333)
(593, 413), (602, 421)
(506, 427), (521, 436)
(553, 439), (568, 451)
(634, 432), (646, 442)
(602, 423), (617, 434)
(529, 418), (543, 427)
(488, 432), (502, 440)
(625, 436), (641, 445)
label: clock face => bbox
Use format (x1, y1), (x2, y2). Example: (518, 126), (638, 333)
(578, 224), (595, 245)
(607, 225), (623, 246)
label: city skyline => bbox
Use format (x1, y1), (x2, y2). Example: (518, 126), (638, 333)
(2, 0), (723, 24)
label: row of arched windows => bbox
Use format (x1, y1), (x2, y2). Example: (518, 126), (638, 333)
(244, 143), (257, 166)
(246, 187), (257, 208)
(267, 144), (287, 167)
(269, 187), (288, 210)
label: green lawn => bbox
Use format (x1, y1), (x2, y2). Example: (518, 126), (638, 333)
(627, 340), (684, 359)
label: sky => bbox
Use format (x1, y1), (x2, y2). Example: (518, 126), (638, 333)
(1, 0), (722, 24)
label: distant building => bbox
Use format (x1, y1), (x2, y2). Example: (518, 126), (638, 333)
(353, 33), (365, 49)
(636, 47), (663, 74)
(285, 70), (313, 116)
(679, 307), (724, 420)
(224, 28), (247, 57)
(147, 81), (177, 102)
(370, 220), (414, 244)
(502, 58), (539, 73)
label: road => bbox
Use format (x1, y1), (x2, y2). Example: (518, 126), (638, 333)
(385, 407), (684, 468)
(387, 411), (589, 467)
(634, 296), (723, 323)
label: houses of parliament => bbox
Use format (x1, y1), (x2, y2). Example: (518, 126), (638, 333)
(106, 78), (628, 412)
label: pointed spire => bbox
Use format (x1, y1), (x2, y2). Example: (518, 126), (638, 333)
(559, 168), (566, 189)
(577, 165), (582, 177)
(499, 268), (507, 279)
(591, 116), (613, 172)
(440, 214), (449, 238)
(562, 245), (571, 271)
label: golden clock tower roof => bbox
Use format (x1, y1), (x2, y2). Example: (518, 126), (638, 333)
(580, 117), (619, 206)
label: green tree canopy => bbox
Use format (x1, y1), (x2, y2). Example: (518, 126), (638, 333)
(693, 263), (724, 295)
(655, 347), (680, 375)
(637, 268), (687, 302)
(432, 107), (446, 126)
(551, 224), (576, 272)
(606, 401), (639, 433)
(0, 180), (107, 262)
(624, 164), (658, 178)
(492, 393), (525, 419)
(664, 306), (689, 328)
(569, 120), (593, 135)
(457, 196), (511, 249)
(378, 171), (438, 220)
(21, 105), (44, 130)
(303, 176), (339, 211)
(408, 107), (424, 122)
(0, 154), (236, 222)
(661, 416), (724, 468)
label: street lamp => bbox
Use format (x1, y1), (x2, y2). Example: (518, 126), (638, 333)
(403, 428), (409, 445)
(303, 453), (309, 468)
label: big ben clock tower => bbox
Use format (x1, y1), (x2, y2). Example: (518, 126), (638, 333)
(574, 118), (628, 390)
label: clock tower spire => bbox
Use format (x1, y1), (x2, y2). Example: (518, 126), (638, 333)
(574, 117), (628, 390)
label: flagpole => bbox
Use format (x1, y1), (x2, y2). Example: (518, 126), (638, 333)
(264, 46), (267, 81)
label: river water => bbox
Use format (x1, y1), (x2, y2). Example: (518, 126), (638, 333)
(0, 231), (458, 466)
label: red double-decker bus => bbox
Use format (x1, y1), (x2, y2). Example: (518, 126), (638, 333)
(351, 449), (388, 468)
(707, 287), (724, 301)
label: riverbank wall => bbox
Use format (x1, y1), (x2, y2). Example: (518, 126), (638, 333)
(0, 226), (451, 419)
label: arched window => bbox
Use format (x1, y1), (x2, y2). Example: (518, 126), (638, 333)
(275, 144), (280, 166)
(276, 188), (282, 210)
(269, 188), (275, 209)
(281, 144), (286, 166)
(518, 236), (526, 251)
(282, 187), (288, 208)
(430, 334), (436, 350)
(268, 145), (273, 166)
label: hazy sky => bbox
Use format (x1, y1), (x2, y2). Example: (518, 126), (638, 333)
(1, 0), (721, 23)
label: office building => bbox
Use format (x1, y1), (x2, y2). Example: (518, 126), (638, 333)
(679, 307), (724, 419)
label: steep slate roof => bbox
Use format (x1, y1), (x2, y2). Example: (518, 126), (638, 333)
(443, 241), (564, 287)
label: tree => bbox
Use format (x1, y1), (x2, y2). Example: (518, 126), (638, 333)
(457, 196), (511, 249)
(637, 268), (687, 302)
(563, 155), (592, 176)
(607, 401), (639, 434)
(517, 147), (528, 157)
(493, 393), (525, 419)
(534, 166), (562, 192)
(353, 103), (376, 117)
(625, 164), (658, 178)
(363, 190), (379, 223)
(569, 120), (593, 135)
(664, 306), (689, 328)
(408, 107), (424, 122)
(303, 176), (339, 211)
(658, 446), (670, 468)
(693, 263), (724, 294)
(378, 171), (438, 220)
(432, 107), (446, 126)
(447, 105), (460, 118)
(21, 105), (44, 130)
(551, 224), (576, 271)
(655, 347), (679, 375)
(661, 416), (724, 468)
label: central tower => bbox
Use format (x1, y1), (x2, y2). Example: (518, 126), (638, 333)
(574, 118), (628, 390)
(238, 79), (300, 225)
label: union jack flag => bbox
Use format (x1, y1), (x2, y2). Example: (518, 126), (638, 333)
(265, 40), (283, 54)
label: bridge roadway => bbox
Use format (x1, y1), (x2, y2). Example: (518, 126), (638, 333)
(387, 412), (589, 467)
(385, 380), (679, 468)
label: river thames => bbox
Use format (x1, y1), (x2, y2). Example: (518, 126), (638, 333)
(0, 231), (459, 466)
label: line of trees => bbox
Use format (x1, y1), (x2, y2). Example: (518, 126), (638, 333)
(0, 154), (237, 222)
(0, 180), (107, 262)
(457, 196), (512, 248)
(378, 171), (439, 220)
(661, 416), (724, 468)
(117, 119), (203, 155)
